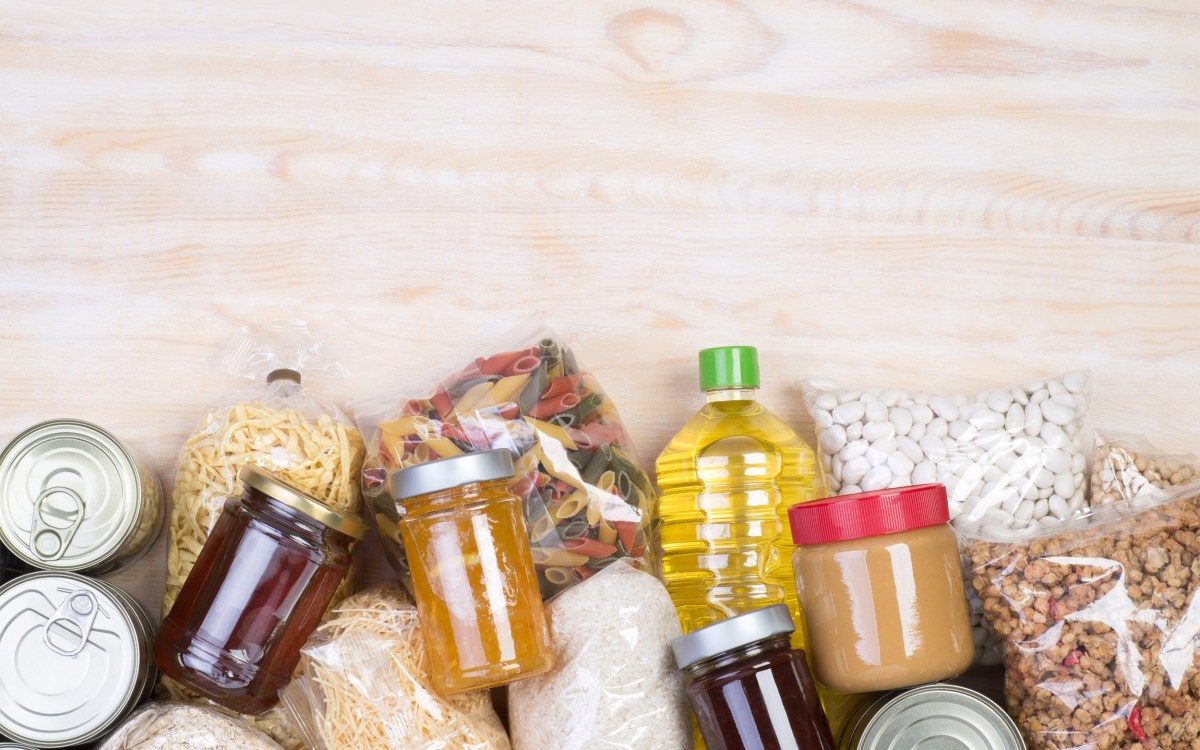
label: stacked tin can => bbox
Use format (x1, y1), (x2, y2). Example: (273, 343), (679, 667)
(0, 420), (162, 747)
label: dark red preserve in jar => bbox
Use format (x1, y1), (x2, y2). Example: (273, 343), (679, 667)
(672, 604), (835, 750)
(154, 466), (365, 714)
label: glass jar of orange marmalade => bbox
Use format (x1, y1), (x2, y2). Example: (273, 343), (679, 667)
(391, 450), (553, 694)
(154, 466), (365, 714)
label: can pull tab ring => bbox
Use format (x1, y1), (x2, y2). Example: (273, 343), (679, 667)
(29, 486), (85, 562)
(43, 589), (97, 658)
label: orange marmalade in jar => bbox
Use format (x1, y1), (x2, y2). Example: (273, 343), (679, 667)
(390, 449), (552, 694)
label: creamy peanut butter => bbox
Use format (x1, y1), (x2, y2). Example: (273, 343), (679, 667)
(788, 484), (974, 694)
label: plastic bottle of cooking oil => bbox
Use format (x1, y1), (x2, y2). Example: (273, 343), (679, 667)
(656, 346), (865, 743)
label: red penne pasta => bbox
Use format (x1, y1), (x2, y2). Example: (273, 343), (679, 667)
(476, 349), (530, 376)
(562, 537), (618, 558)
(541, 374), (582, 401)
(399, 398), (426, 416)
(528, 392), (581, 419)
(507, 354), (543, 375)
(430, 388), (455, 419)
(614, 521), (638, 552)
(511, 476), (537, 497)
(572, 565), (598, 581)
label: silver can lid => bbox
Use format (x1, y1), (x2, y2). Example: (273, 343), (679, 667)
(672, 604), (794, 670)
(0, 420), (144, 571)
(390, 449), (515, 501)
(0, 572), (148, 747)
(849, 684), (1025, 750)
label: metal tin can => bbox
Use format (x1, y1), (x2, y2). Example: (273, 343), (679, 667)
(0, 572), (156, 748)
(840, 684), (1025, 750)
(0, 419), (163, 574)
(0, 745), (39, 749)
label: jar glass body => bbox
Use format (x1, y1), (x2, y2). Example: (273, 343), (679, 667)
(792, 523), (974, 693)
(399, 478), (552, 694)
(683, 633), (835, 750)
(154, 486), (354, 714)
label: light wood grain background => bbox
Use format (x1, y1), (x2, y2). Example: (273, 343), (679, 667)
(1, 0), (1197, 619)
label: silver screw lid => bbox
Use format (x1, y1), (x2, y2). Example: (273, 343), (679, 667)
(390, 449), (515, 501)
(672, 604), (795, 670)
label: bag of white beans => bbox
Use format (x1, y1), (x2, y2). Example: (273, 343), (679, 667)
(802, 370), (1092, 537)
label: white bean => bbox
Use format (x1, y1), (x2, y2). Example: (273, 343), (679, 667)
(865, 400), (889, 423)
(814, 393), (838, 411)
(842, 457), (870, 485)
(1054, 471), (1075, 499)
(928, 418), (949, 438)
(832, 401), (866, 425)
(986, 390), (1013, 413)
(819, 425), (848, 454)
(928, 396), (959, 421)
(861, 465), (893, 491)
(889, 407), (913, 436)
(1049, 495), (1069, 518)
(912, 461), (937, 485)
(839, 439), (869, 461)
(862, 420), (896, 443)
(1024, 403), (1043, 436)
(1063, 370), (1089, 394)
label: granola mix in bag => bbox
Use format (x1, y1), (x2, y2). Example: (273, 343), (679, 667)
(966, 488), (1200, 750)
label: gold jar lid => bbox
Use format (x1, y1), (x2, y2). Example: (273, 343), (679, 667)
(240, 466), (366, 540)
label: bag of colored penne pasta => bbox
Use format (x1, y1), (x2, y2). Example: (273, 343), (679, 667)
(357, 318), (656, 599)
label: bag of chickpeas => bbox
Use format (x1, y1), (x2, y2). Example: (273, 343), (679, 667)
(159, 321), (366, 749)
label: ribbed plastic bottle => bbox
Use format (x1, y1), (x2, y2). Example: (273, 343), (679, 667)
(656, 346), (862, 742)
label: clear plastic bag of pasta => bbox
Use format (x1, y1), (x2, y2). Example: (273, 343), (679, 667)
(160, 320), (367, 749)
(280, 584), (510, 750)
(358, 318), (655, 599)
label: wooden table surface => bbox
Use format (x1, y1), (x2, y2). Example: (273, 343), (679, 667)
(1, 0), (1198, 618)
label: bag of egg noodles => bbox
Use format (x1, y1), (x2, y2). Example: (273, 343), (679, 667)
(159, 321), (367, 749)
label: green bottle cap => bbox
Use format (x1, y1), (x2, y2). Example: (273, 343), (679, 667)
(698, 346), (760, 390)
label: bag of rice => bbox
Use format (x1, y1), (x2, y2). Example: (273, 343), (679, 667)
(281, 584), (510, 750)
(159, 321), (367, 749)
(509, 559), (691, 750)
(98, 703), (283, 750)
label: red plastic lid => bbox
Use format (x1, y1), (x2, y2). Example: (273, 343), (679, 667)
(788, 484), (950, 545)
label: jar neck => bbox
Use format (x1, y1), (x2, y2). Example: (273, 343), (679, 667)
(243, 486), (351, 545)
(682, 633), (792, 680)
(705, 387), (758, 403)
(399, 478), (512, 517)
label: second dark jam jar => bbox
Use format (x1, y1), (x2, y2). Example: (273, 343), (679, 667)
(154, 466), (365, 714)
(672, 604), (835, 750)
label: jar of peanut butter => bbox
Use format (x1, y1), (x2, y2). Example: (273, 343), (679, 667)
(788, 484), (974, 694)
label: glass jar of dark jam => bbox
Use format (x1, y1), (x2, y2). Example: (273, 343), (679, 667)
(672, 604), (835, 750)
(154, 466), (365, 714)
